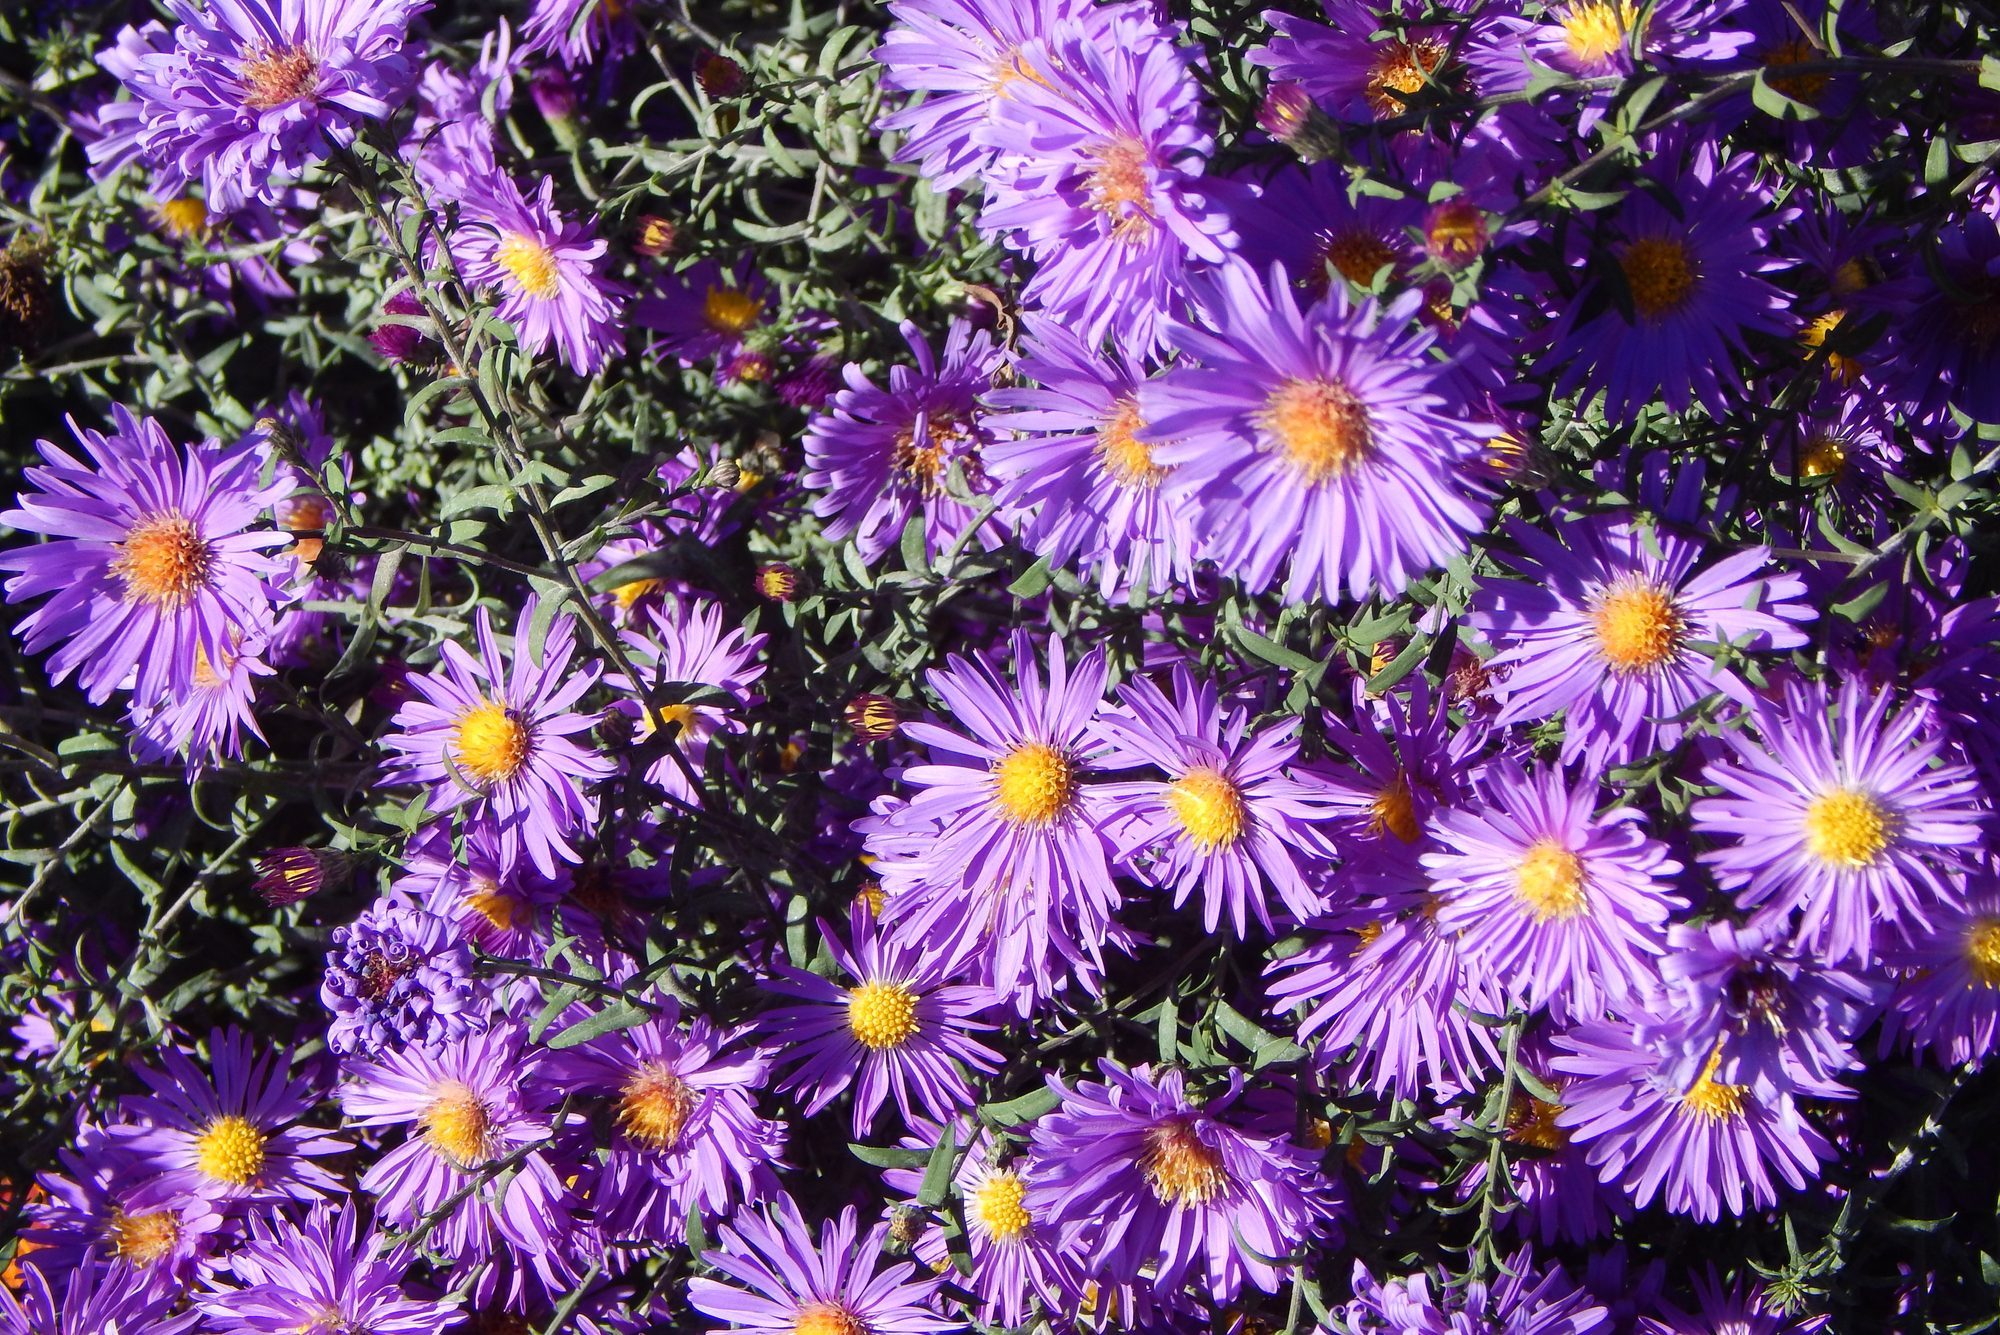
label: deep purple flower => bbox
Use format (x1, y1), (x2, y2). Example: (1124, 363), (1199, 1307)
(0, 1254), (186, 1335)
(322, 897), (489, 1056)
(89, 0), (429, 213)
(195, 1201), (461, 1334)
(0, 405), (290, 707)
(633, 259), (768, 366)
(1879, 885), (2000, 1066)
(394, 818), (566, 960)
(369, 289), (429, 363)
(1332, 1251), (1609, 1334)
(608, 595), (767, 806)
(1864, 204), (2000, 429)
(1639, 1270), (1828, 1335)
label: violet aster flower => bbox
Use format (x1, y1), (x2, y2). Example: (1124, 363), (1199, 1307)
(1691, 676), (1985, 964)
(340, 1023), (579, 1278)
(1425, 759), (1685, 1022)
(0, 405), (290, 707)
(608, 595), (767, 806)
(1142, 261), (1493, 603)
(1469, 511), (1813, 773)
(1227, 161), (1425, 296)
(802, 317), (1008, 566)
(1319, 677), (1490, 883)
(1871, 212), (2000, 430)
(24, 1126), (227, 1297)
(452, 173), (627, 375)
(1639, 1269), (1829, 1335)
(633, 259), (769, 367)
(1027, 1062), (1338, 1303)
(545, 992), (787, 1244)
(195, 1200), (462, 1335)
(322, 897), (489, 1057)
(687, 1194), (955, 1335)
(1091, 665), (1344, 933)
(1332, 1251), (1608, 1334)
(983, 315), (1196, 600)
(1543, 144), (1789, 424)
(381, 598), (615, 879)
(129, 635), (273, 774)
(116, 1028), (345, 1209)
(1251, 1), (1488, 126)
(890, 631), (1125, 1012)
(759, 906), (999, 1134)
(88, 0), (427, 212)
(1879, 886), (2000, 1067)
(1473, 0), (1750, 84)
(522, 0), (641, 66)
(0, 1254), (185, 1335)
(1552, 1018), (1835, 1222)
(393, 818), (567, 961)
(977, 10), (1234, 354)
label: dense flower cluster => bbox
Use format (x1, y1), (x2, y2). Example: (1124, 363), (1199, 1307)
(6, 0), (2000, 1332)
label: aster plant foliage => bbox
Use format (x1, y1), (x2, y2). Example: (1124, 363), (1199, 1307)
(11, 0), (2000, 1331)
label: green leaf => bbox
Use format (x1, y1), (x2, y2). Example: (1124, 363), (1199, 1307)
(983, 1085), (1059, 1126)
(917, 1123), (958, 1207)
(1231, 627), (1319, 674)
(546, 1000), (651, 1049)
(1750, 69), (1820, 122)
(1365, 636), (1427, 694)
(899, 512), (929, 574)
(1007, 556), (1052, 598)
(847, 1143), (930, 1169)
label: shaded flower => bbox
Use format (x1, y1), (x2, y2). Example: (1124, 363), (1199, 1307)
(1879, 885), (2000, 1067)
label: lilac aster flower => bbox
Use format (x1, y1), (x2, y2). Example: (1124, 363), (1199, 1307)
(340, 1023), (579, 1278)
(545, 993), (787, 1244)
(687, 1194), (956, 1335)
(195, 1201), (461, 1335)
(1639, 1270), (1829, 1335)
(1542, 144), (1789, 424)
(522, 0), (640, 67)
(1552, 1018), (1835, 1222)
(0, 1255), (185, 1335)
(381, 598), (615, 879)
(0, 405), (290, 707)
(1426, 759), (1685, 1022)
(1474, 0), (1749, 84)
(129, 635), (273, 773)
(115, 1028), (345, 1209)
(24, 1126), (227, 1297)
(88, 0), (428, 213)
(1142, 261), (1493, 603)
(890, 631), (1124, 1011)
(1251, 1), (1495, 126)
(1879, 886), (2000, 1067)
(394, 818), (566, 960)
(608, 595), (767, 806)
(1319, 677), (1489, 883)
(633, 259), (769, 367)
(1027, 1062), (1337, 1303)
(1332, 1251), (1609, 1334)
(1470, 512), (1814, 772)
(759, 907), (999, 1134)
(322, 897), (489, 1056)
(802, 317), (1008, 566)
(983, 315), (1196, 600)
(1091, 666), (1343, 933)
(453, 173), (627, 375)
(1691, 676), (1985, 963)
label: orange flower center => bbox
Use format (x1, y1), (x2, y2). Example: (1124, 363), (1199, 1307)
(617, 1061), (696, 1150)
(1098, 397), (1168, 489)
(1618, 236), (1697, 319)
(1140, 1117), (1228, 1205)
(1262, 377), (1373, 481)
(1591, 580), (1685, 673)
(1366, 38), (1451, 115)
(114, 513), (213, 607)
(241, 45), (320, 110)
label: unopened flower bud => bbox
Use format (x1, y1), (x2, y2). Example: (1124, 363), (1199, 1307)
(369, 290), (427, 364)
(631, 214), (680, 258)
(754, 563), (803, 602)
(706, 458), (743, 490)
(845, 693), (903, 741)
(255, 847), (356, 906)
(1257, 82), (1342, 162)
(697, 52), (747, 99)
(1424, 198), (1490, 271)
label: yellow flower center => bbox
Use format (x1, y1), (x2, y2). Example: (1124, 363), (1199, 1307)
(1506, 1093), (1570, 1150)
(1086, 137), (1156, 241)
(1165, 766), (1247, 848)
(193, 1114), (267, 1185)
(793, 1303), (869, 1335)
(1797, 432), (1848, 479)
(1618, 236), (1696, 319)
(1591, 580), (1685, 673)
(155, 197), (212, 240)
(241, 45), (319, 110)
(1680, 1049), (1748, 1122)
(1352, 919), (1386, 953)
(1098, 397), (1168, 489)
(1561, 1), (1643, 66)
(616, 1061), (696, 1151)
(703, 285), (763, 334)
(1262, 377), (1373, 481)
(114, 513), (213, 607)
(1799, 308), (1862, 383)
(465, 875), (525, 931)
(1141, 1117), (1228, 1205)
(847, 980), (921, 1050)
(1802, 788), (1891, 868)
(1369, 770), (1422, 843)
(1515, 839), (1588, 922)
(991, 742), (1077, 826)
(108, 1208), (181, 1265)
(452, 700), (532, 785)
(890, 416), (977, 497)
(972, 1170), (1032, 1240)
(423, 1081), (496, 1168)
(1426, 200), (1488, 268)
(1366, 38), (1450, 115)
(1965, 919), (2000, 987)
(496, 233), (561, 299)
(1312, 230), (1398, 292)
(612, 577), (666, 611)
(1761, 37), (1830, 103)
(191, 643), (229, 691)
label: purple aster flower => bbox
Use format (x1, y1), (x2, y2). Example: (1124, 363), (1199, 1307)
(1474, 0), (1749, 84)
(1469, 511), (1813, 772)
(544, 992), (786, 1244)
(1639, 1269), (1829, 1334)
(1870, 211), (2000, 429)
(759, 906), (998, 1134)
(195, 1200), (462, 1334)
(88, 0), (428, 214)
(1691, 676), (1985, 963)
(1332, 1251), (1608, 1334)
(115, 1028), (345, 1209)
(633, 259), (769, 366)
(0, 1254), (185, 1335)
(1226, 161), (1425, 296)
(1026, 1062), (1338, 1303)
(802, 317), (1008, 566)
(976, 10), (1234, 355)
(1879, 885), (2000, 1067)
(1250, 1), (1489, 126)
(1318, 677), (1490, 882)
(1552, 1018), (1834, 1222)
(983, 315), (1196, 600)
(369, 289), (430, 363)
(395, 818), (567, 960)
(889, 631), (1125, 1012)
(129, 635), (272, 774)
(24, 1127), (227, 1297)
(687, 1194), (956, 1335)
(380, 597), (615, 879)
(340, 1023), (580, 1278)
(452, 173), (627, 375)
(322, 897), (488, 1057)
(1542, 143), (1789, 424)
(0, 405), (290, 707)
(1266, 889), (1503, 1101)
(608, 595), (767, 806)
(522, 0), (640, 67)
(1090, 665), (1343, 933)
(1425, 759), (1685, 1022)
(1142, 261), (1493, 602)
